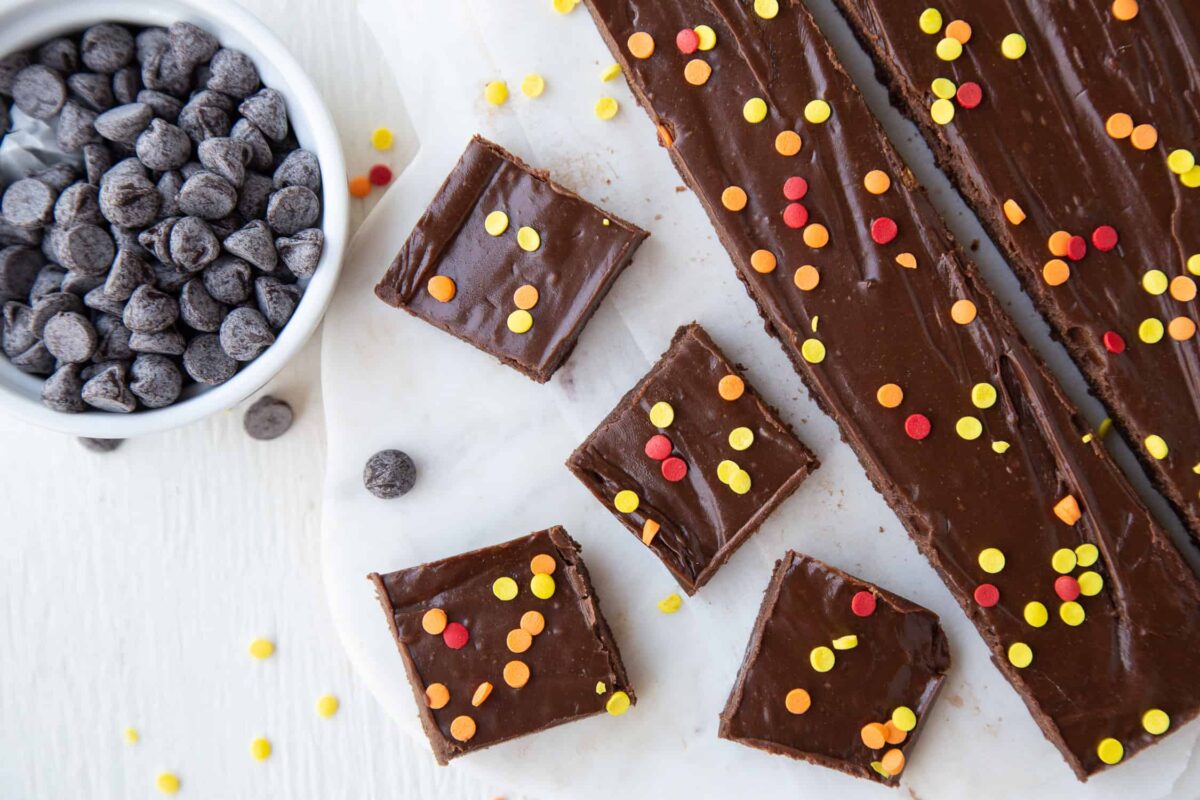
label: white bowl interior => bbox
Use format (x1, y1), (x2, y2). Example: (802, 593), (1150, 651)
(0, 0), (348, 437)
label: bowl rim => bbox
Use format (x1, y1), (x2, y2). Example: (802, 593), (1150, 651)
(0, 0), (349, 437)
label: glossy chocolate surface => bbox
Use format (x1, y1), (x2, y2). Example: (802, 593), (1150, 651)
(376, 135), (648, 382)
(583, 0), (1200, 778)
(568, 323), (818, 594)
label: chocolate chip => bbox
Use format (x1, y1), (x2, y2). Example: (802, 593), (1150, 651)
(36, 38), (79, 73)
(202, 255), (252, 304)
(54, 183), (103, 226)
(111, 66), (142, 105)
(179, 277), (225, 332)
(78, 437), (123, 452)
(135, 118), (191, 171)
(137, 217), (177, 265)
(140, 45), (190, 97)
(223, 219), (276, 272)
(99, 172), (159, 228)
(135, 28), (169, 65)
(183, 332), (236, 384)
(129, 353), (181, 408)
(230, 118), (273, 171)
(42, 310), (98, 363)
(363, 450), (416, 499)
(0, 218), (41, 248)
(93, 313), (134, 360)
(156, 170), (184, 217)
(2, 301), (35, 357)
(12, 340), (55, 374)
(129, 326), (185, 356)
(177, 171), (236, 220)
(151, 259), (190, 294)
(0, 52), (32, 97)
(82, 143), (114, 185)
(207, 48), (260, 98)
(55, 224), (115, 275)
(30, 291), (84, 336)
(29, 265), (66, 303)
(168, 22), (219, 68)
(61, 270), (106, 296)
(177, 98), (231, 144)
(0, 246), (43, 301)
(103, 248), (153, 301)
(208, 214), (240, 242)
(2, 178), (56, 229)
(237, 172), (273, 220)
(81, 361), (136, 412)
(239, 88), (288, 142)
(67, 72), (116, 111)
(123, 285), (178, 333)
(255, 276), (301, 329)
(12, 64), (67, 119)
(137, 88), (181, 122)
(94, 102), (152, 144)
(57, 102), (101, 151)
(102, 156), (147, 184)
(198, 137), (248, 188)
(266, 186), (319, 235)
(219, 306), (274, 361)
(169, 216), (220, 272)
(42, 364), (85, 412)
(34, 164), (79, 193)
(243, 395), (293, 440)
(276, 228), (323, 279)
(272, 149), (321, 192)
(81, 24), (135, 73)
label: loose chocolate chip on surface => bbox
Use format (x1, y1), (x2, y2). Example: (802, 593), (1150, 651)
(363, 449), (417, 499)
(243, 395), (293, 440)
(78, 436), (124, 452)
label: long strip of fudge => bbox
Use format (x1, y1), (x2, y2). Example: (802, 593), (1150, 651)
(582, 0), (1200, 779)
(721, 552), (950, 786)
(828, 0), (1200, 537)
(369, 527), (635, 764)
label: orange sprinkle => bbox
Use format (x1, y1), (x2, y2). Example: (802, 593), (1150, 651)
(530, 553), (556, 575)
(750, 249), (778, 273)
(861, 722), (887, 750)
(503, 659), (530, 688)
(506, 628), (533, 654)
(520, 610), (545, 636)
(1053, 495), (1082, 525)
(1131, 123), (1159, 150)
(683, 59), (712, 86)
(349, 175), (371, 198)
(513, 284), (540, 310)
(641, 519), (661, 545)
(803, 224), (830, 249)
(945, 19), (973, 44)
(1112, 0), (1139, 21)
(881, 748), (906, 775)
(863, 170), (891, 195)
(876, 383), (904, 408)
(471, 681), (494, 707)
(657, 124), (673, 148)
(950, 299), (977, 325)
(775, 130), (802, 156)
(627, 31), (655, 59)
(1170, 275), (1197, 302)
(895, 252), (918, 269)
(1169, 316), (1197, 341)
(784, 688), (811, 715)
(425, 683), (450, 709)
(1048, 231), (1072, 257)
(1003, 199), (1026, 225)
(718, 374), (745, 401)
(793, 265), (821, 291)
(421, 608), (448, 635)
(722, 186), (748, 212)
(1043, 259), (1070, 286)
(427, 275), (456, 303)
(882, 720), (908, 745)
(1106, 112), (1134, 139)
(449, 715), (476, 742)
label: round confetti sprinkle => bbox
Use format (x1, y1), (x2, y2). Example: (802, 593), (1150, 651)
(979, 547), (1006, 573)
(1139, 318), (1165, 344)
(919, 8), (944, 35)
(891, 706), (917, 732)
(896, 252), (918, 269)
(729, 469), (752, 495)
(1145, 434), (1169, 460)
(1024, 601), (1049, 628)
(371, 127), (394, 150)
(970, 383), (998, 409)
(992, 441), (1011, 453)
(722, 186), (748, 211)
(1142, 709), (1170, 735)
(775, 130), (802, 156)
(785, 688), (811, 715)
(931, 77), (957, 99)
(1065, 235), (1086, 262)
(1051, 548), (1077, 574)
(450, 715), (476, 742)
(783, 203), (809, 229)
(553, 0), (578, 12)
(695, 24), (717, 50)
(517, 226), (541, 252)
(249, 638), (275, 659)
(794, 265), (820, 291)
(485, 210), (510, 236)
(1169, 316), (1197, 341)
(658, 593), (682, 613)
(427, 275), (456, 303)
(503, 659), (531, 688)
(521, 73), (546, 98)
(957, 82), (983, 109)
(950, 299), (977, 325)
(676, 28), (700, 54)
(606, 690), (631, 715)
(1092, 225), (1119, 252)
(1046, 229), (1069, 255)
(1060, 601), (1086, 626)
(316, 695), (339, 718)
(804, 99), (831, 124)
(124, 727), (139, 744)
(1097, 738), (1123, 765)
(1103, 331), (1126, 354)
(422, 608), (448, 635)
(904, 413), (932, 440)
(832, 635), (858, 650)
(661, 456), (688, 482)
(349, 175), (371, 197)
(861, 722), (887, 749)
(443, 622), (469, 649)
(530, 573), (556, 599)
(1003, 199), (1027, 225)
(1143, 269), (1168, 295)
(1008, 642), (1033, 668)
(881, 748), (906, 775)
(801, 338), (826, 364)
(156, 773), (181, 794)
(936, 37), (963, 61)
(931, 98), (955, 125)
(1169, 149), (1196, 175)
(718, 374), (745, 401)
(369, 164), (393, 186)
(530, 554), (556, 576)
(750, 249), (778, 274)
(507, 310), (534, 334)
(1183, 166), (1200, 188)
(876, 383), (904, 408)
(1171, 275), (1197, 301)
(594, 96), (619, 120)
(1107, 113), (1135, 139)
(250, 737), (271, 761)
(851, 590), (877, 617)
(974, 583), (1000, 607)
(864, 170), (891, 195)
(645, 434), (673, 461)
(426, 683), (450, 709)
(484, 81), (508, 106)
(507, 628), (533, 654)
(649, 401), (675, 428)
(1043, 259), (1070, 286)
(521, 610), (546, 635)
(1055, 575), (1082, 602)
(1001, 33), (1027, 60)
(754, 0), (779, 18)
(684, 59), (712, 86)
(627, 31), (655, 59)
(1075, 543), (1099, 567)
(744, 97), (768, 124)
(472, 681), (494, 707)
(956, 416), (983, 440)
(513, 284), (540, 310)
(945, 19), (972, 44)
(1131, 123), (1158, 150)
(883, 721), (908, 745)
(1190, 254), (1200, 276)
(1112, 0), (1139, 20)
(600, 63), (621, 81)
(717, 460), (740, 484)
(809, 646), (835, 672)
(783, 176), (809, 200)
(871, 217), (899, 245)
(803, 224), (831, 249)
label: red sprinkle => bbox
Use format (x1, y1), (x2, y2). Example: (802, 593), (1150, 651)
(369, 164), (394, 186)
(956, 82), (983, 109)
(850, 591), (877, 617)
(783, 203), (809, 229)
(904, 413), (932, 440)
(871, 217), (899, 245)
(644, 434), (673, 461)
(1066, 235), (1087, 262)
(442, 622), (469, 649)
(1103, 331), (1126, 354)
(661, 456), (688, 482)
(783, 176), (808, 201)
(1092, 225), (1119, 252)
(676, 28), (699, 54)
(1055, 575), (1081, 602)
(973, 583), (1000, 607)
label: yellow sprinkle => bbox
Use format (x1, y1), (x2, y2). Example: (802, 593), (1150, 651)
(507, 309), (534, 334)
(552, 0), (578, 13)
(156, 773), (181, 794)
(754, 0), (779, 19)
(370, 127), (394, 150)
(649, 401), (675, 428)
(804, 99), (832, 124)
(316, 695), (339, 718)
(123, 727), (140, 744)
(250, 737), (272, 761)
(1001, 33), (1028, 59)
(978, 547), (1005, 573)
(614, 490), (639, 513)
(871, 761), (891, 779)
(919, 8), (943, 34)
(594, 96), (619, 120)
(484, 210), (509, 236)
(729, 469), (752, 495)
(931, 98), (955, 125)
(521, 73), (546, 98)
(991, 440), (1011, 453)
(530, 573), (556, 600)
(1168, 149), (1196, 175)
(1075, 543), (1099, 567)
(595, 681), (606, 694)
(1051, 548), (1077, 574)
(1097, 737), (1124, 765)
(971, 383), (998, 409)
(517, 226), (541, 252)
(743, 97), (768, 124)
(892, 706), (917, 732)
(1145, 434), (1169, 460)
(1183, 166), (1200, 188)
(1023, 601), (1048, 628)
(832, 634), (858, 650)
(600, 63), (622, 82)
(606, 690), (631, 715)
(728, 426), (755, 451)
(249, 638), (275, 660)
(492, 576), (519, 601)
(1097, 418), (1113, 437)
(1059, 601), (1085, 626)
(1142, 269), (1168, 295)
(1142, 709), (1170, 735)
(717, 460), (740, 485)
(1139, 318), (1165, 344)
(657, 593), (682, 614)
(1189, 254), (1200, 276)
(1008, 642), (1033, 668)
(801, 338), (826, 363)
(810, 646), (836, 672)
(1078, 571), (1104, 596)
(484, 80), (509, 106)
(1082, 432), (1094, 443)
(931, 77), (957, 99)
(695, 25), (717, 51)
(936, 37), (963, 61)
(956, 416), (983, 440)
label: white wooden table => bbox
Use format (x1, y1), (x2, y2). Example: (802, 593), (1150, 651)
(0, 1), (498, 796)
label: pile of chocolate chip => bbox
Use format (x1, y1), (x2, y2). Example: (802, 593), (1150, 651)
(0, 21), (324, 413)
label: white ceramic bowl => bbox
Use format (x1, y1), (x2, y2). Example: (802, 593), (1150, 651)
(0, 0), (348, 436)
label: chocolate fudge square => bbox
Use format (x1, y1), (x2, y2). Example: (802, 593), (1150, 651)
(368, 526), (635, 764)
(375, 135), (648, 382)
(567, 324), (818, 594)
(721, 552), (950, 786)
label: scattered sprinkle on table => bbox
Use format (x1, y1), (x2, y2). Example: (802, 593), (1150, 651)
(249, 638), (275, 660)
(658, 593), (682, 613)
(484, 80), (509, 106)
(595, 96), (619, 119)
(316, 695), (339, 718)
(250, 737), (272, 761)
(155, 773), (181, 795)
(521, 73), (546, 98)
(370, 127), (394, 150)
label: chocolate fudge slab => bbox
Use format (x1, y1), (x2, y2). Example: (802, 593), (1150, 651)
(567, 323), (819, 594)
(721, 552), (950, 786)
(582, 0), (1200, 779)
(829, 0), (1200, 538)
(375, 135), (648, 382)
(368, 527), (635, 764)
